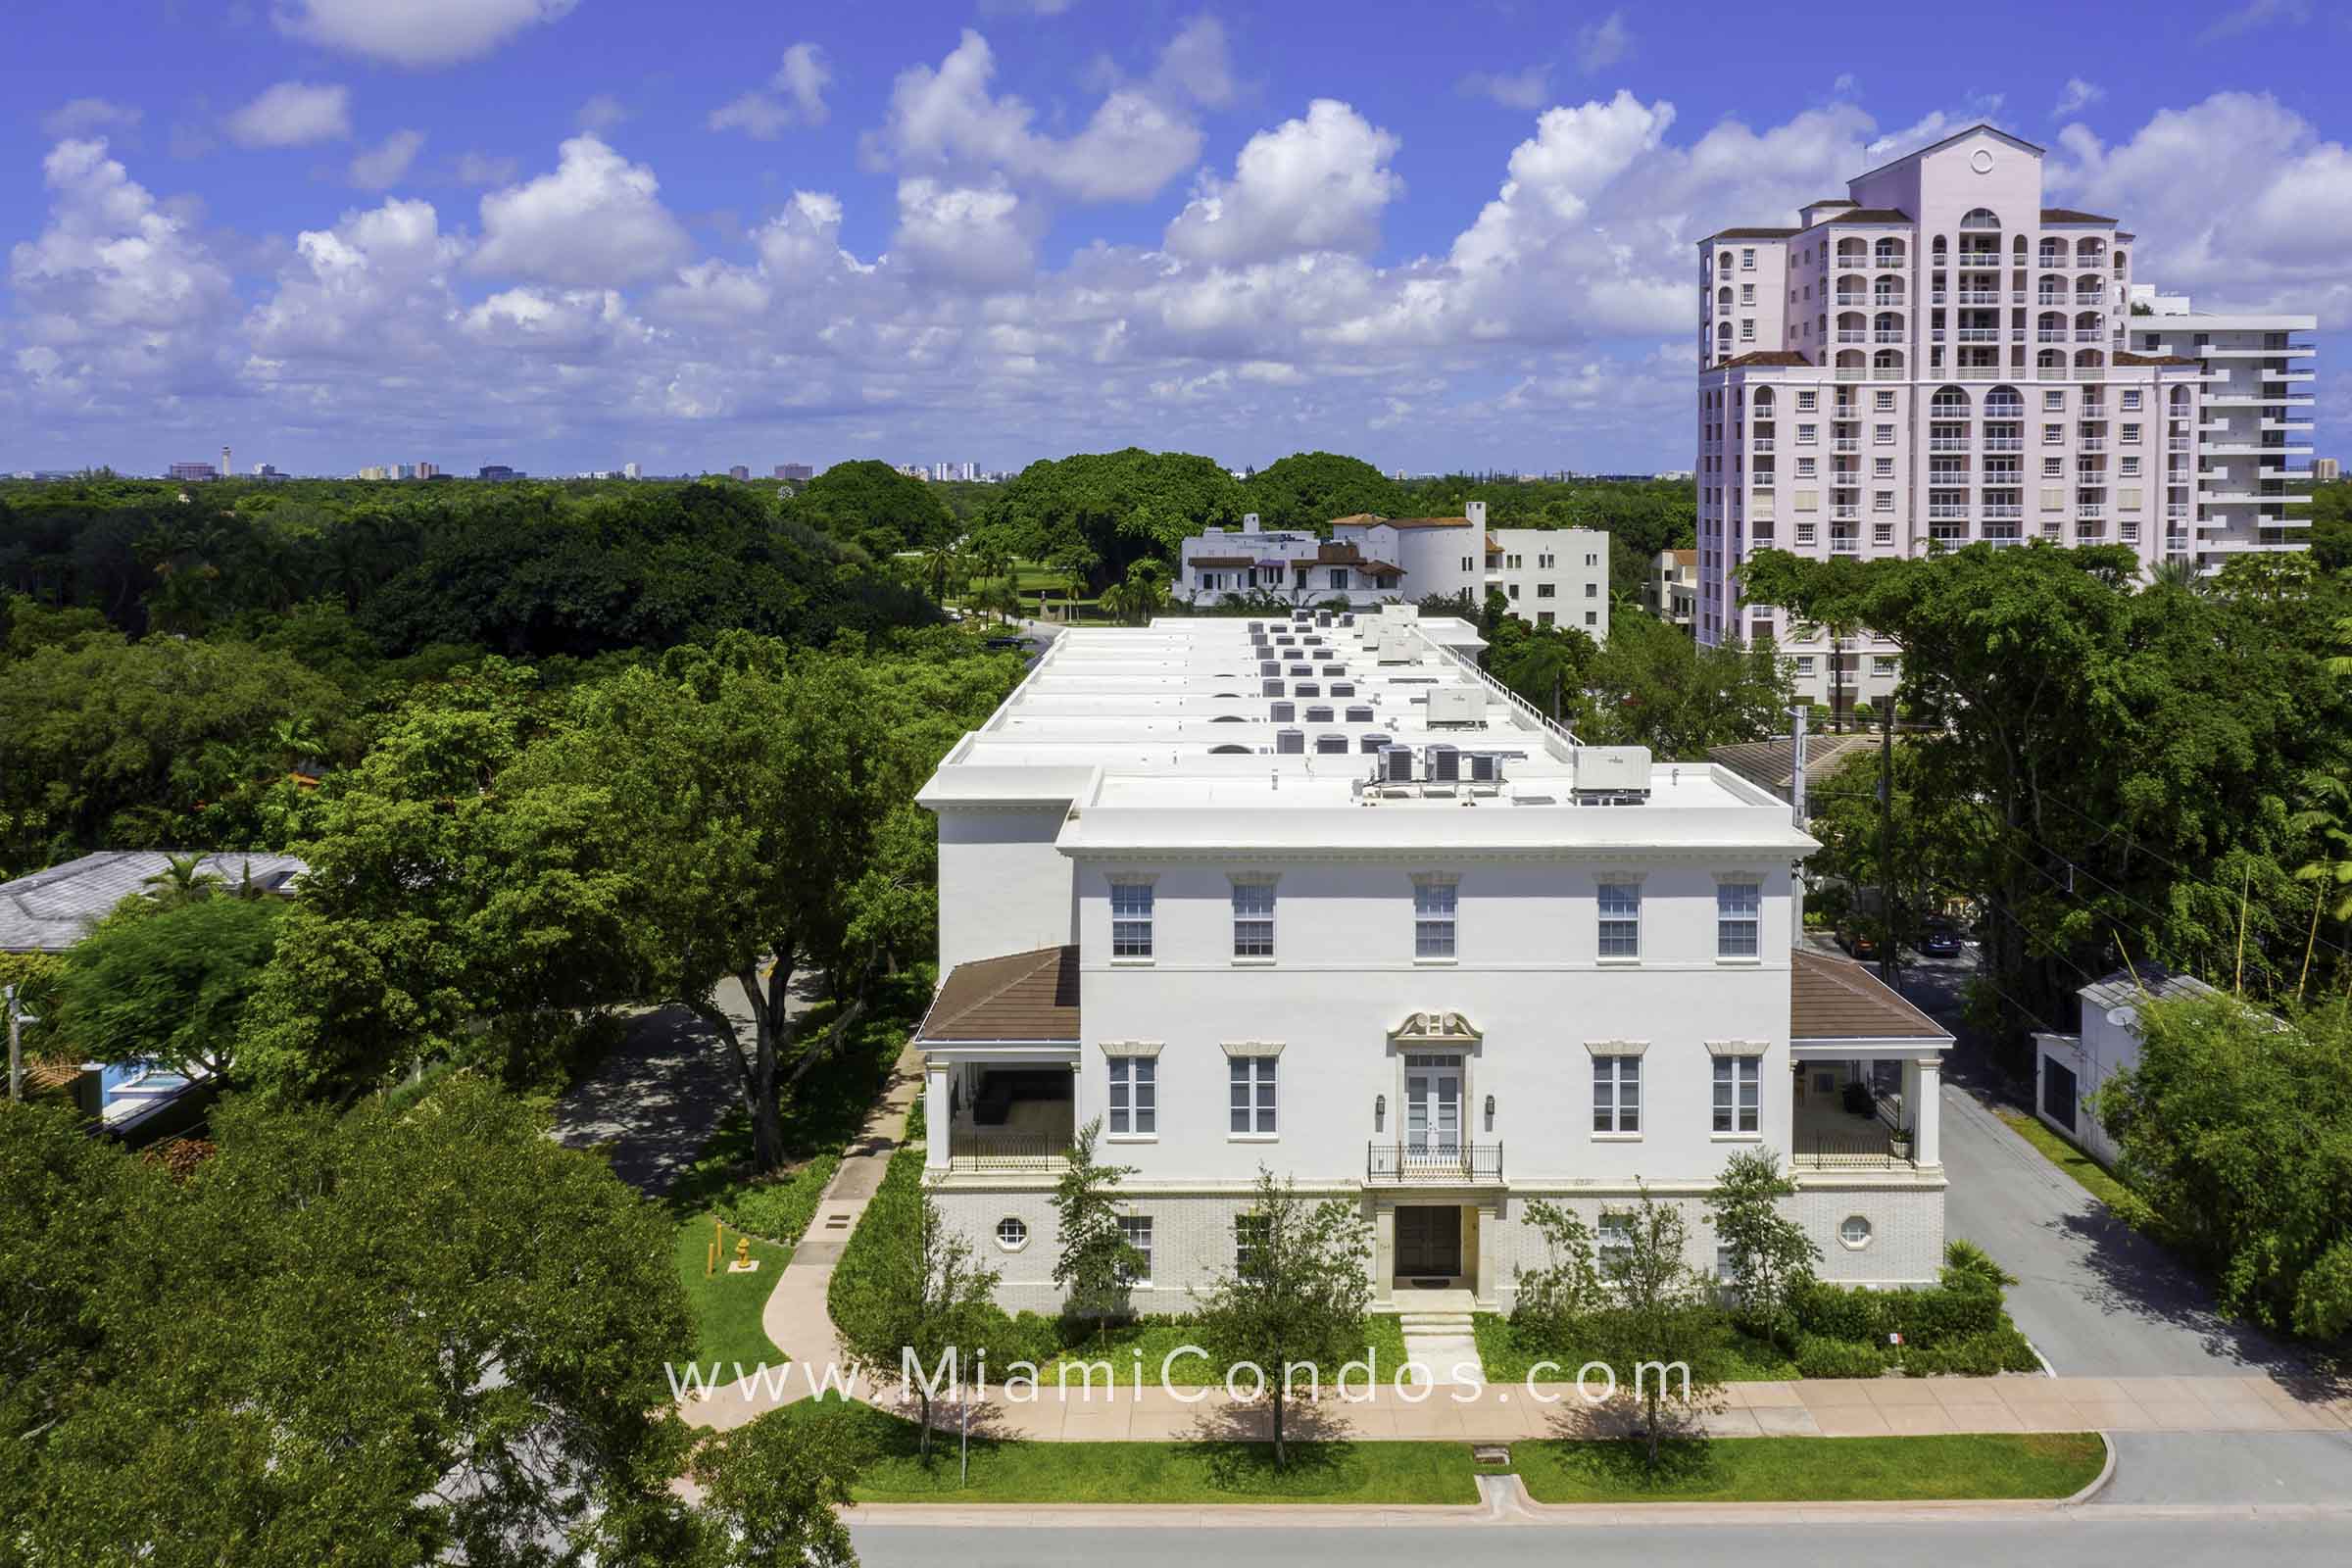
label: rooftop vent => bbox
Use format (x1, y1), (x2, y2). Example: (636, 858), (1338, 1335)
(1259, 661), (1280, 676)
(1464, 752), (1502, 785)
(1288, 664), (1311, 677)
(1341, 613), (1356, 627)
(1331, 681), (1356, 698)
(1316, 612), (1334, 627)
(1295, 682), (1320, 698)
(1322, 663), (1346, 676)
(1276, 728), (1305, 756)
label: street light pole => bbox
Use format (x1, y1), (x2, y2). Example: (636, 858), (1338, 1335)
(5, 983), (35, 1104)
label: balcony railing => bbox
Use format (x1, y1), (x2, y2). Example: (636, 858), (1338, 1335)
(1790, 1128), (1915, 1171)
(948, 1129), (1075, 1173)
(1984, 436), (2024, 452)
(1367, 1141), (1504, 1185)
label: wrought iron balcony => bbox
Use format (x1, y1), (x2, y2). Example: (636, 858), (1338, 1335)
(1366, 1141), (1504, 1185)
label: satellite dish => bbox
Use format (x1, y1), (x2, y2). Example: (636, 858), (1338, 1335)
(2105, 1006), (2135, 1028)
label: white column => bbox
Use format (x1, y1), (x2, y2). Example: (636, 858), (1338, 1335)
(1474, 1201), (1501, 1310)
(1372, 1202), (1395, 1304)
(923, 1059), (951, 1172)
(1913, 1057), (1941, 1168)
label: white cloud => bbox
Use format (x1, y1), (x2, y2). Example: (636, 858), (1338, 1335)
(451, 151), (520, 186)
(247, 197), (464, 366)
(890, 177), (1038, 289)
(2198, 0), (2313, 43)
(709, 43), (832, 139)
(471, 134), (692, 287)
(225, 81), (354, 149)
(7, 139), (234, 405)
(1147, 16), (1236, 109)
(1164, 100), (1402, 266)
(876, 28), (1201, 202)
(274, 0), (577, 68)
(1458, 66), (1552, 112)
(42, 98), (142, 139)
(348, 128), (425, 189)
(576, 95), (630, 133)
(1576, 12), (1632, 74)
(2053, 77), (2104, 118)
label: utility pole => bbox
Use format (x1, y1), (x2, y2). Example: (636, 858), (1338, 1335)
(1788, 704), (1810, 829)
(1878, 705), (1897, 989)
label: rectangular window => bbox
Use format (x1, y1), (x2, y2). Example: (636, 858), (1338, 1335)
(1536, 582), (1556, 598)
(1584, 581), (1598, 598)
(1598, 1212), (1633, 1270)
(1231, 881), (1275, 958)
(2043, 422), (2064, 444)
(1235, 1214), (1269, 1276)
(1596, 882), (1641, 959)
(1538, 610), (1555, 626)
(2121, 388), (2142, 411)
(1874, 423), (1894, 444)
(1107, 1057), (1156, 1136)
(1716, 881), (1761, 957)
(1413, 881), (1457, 958)
(1874, 390), (1895, 412)
(1229, 1055), (1277, 1135)
(2044, 390), (2066, 412)
(1584, 611), (1596, 626)
(1796, 390), (1817, 411)
(1110, 881), (1154, 958)
(1713, 1055), (1761, 1133)
(1120, 1215), (1153, 1285)
(1593, 1054), (1641, 1134)
(1873, 457), (1893, 476)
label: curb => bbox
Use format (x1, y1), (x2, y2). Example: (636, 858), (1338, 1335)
(2063, 1431), (2117, 1507)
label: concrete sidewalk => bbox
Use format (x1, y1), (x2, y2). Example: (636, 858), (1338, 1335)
(682, 1040), (924, 1433)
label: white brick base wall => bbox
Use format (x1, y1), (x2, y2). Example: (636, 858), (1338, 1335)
(930, 1177), (1944, 1315)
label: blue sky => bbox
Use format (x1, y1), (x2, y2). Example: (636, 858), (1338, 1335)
(2, 0), (2346, 477)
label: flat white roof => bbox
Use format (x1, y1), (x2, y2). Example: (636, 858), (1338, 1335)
(919, 612), (1818, 855)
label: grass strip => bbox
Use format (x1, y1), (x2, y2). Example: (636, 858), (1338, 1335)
(1514, 1432), (2105, 1503)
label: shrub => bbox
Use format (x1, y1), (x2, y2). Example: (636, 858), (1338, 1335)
(1902, 1328), (2041, 1376)
(1789, 1279), (1887, 1343)
(1941, 1238), (2017, 1291)
(718, 1153), (839, 1246)
(1792, 1335), (1887, 1378)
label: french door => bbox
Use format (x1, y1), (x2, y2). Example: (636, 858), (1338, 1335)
(1403, 1054), (1462, 1154)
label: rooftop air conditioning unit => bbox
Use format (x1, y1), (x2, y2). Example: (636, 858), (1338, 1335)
(1426, 686), (1486, 725)
(1276, 728), (1305, 755)
(1574, 746), (1652, 794)
(1288, 664), (1311, 677)
(1427, 744), (1460, 783)
(1346, 706), (1375, 723)
(1247, 621), (1264, 633)
(1331, 681), (1355, 696)
(1314, 733), (1348, 755)
(1464, 753), (1502, 785)
(1316, 612), (1334, 627)
(1304, 706), (1334, 723)
(1359, 732), (1387, 753)
(1322, 663), (1346, 676)
(1296, 682), (1320, 698)
(1270, 701), (1296, 722)
(1261, 678), (1284, 697)
(1340, 613), (1356, 627)
(1379, 744), (1416, 783)
(1259, 660), (1280, 676)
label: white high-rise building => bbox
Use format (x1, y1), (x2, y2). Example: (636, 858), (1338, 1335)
(1696, 123), (2317, 713)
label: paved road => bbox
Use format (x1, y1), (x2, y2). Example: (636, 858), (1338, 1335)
(850, 1518), (2352, 1567)
(1884, 949), (2310, 1378)
(2096, 1433), (2352, 1506)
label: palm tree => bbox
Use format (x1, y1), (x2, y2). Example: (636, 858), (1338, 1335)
(2149, 558), (2205, 595)
(921, 541), (958, 605)
(142, 853), (222, 909)
(2289, 772), (2352, 1002)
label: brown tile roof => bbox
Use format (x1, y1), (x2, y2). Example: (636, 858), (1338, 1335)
(1790, 949), (1951, 1042)
(1708, 227), (1800, 241)
(1713, 350), (1812, 370)
(1328, 513), (1384, 527)
(1827, 208), (1911, 224)
(2114, 351), (2200, 368)
(1357, 559), (1406, 578)
(2041, 208), (2117, 224)
(1383, 515), (1475, 530)
(1187, 554), (1257, 568)
(917, 946), (1080, 1043)
(1669, 548), (1698, 566)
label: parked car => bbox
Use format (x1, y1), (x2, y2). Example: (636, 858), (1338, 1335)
(1835, 918), (1880, 960)
(1918, 917), (1964, 957)
(984, 635), (1025, 652)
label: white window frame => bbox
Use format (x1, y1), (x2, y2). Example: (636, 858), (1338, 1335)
(1109, 879), (1154, 959)
(1716, 879), (1762, 958)
(1713, 1055), (1761, 1135)
(1592, 1054), (1641, 1135)
(1413, 878), (1457, 960)
(1596, 881), (1641, 960)
(1228, 1054), (1278, 1138)
(1231, 878), (1276, 960)
(1107, 1056), (1156, 1137)
(1120, 1214), (1154, 1283)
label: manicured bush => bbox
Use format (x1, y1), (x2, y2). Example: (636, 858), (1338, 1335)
(1901, 1328), (2041, 1376)
(1789, 1279), (1886, 1343)
(1791, 1335), (1888, 1379)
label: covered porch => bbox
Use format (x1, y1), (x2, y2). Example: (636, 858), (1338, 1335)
(913, 944), (1082, 1176)
(1788, 948), (1953, 1172)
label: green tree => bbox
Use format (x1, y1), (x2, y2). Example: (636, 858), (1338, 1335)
(687, 1416), (859, 1568)
(1581, 612), (1793, 757)
(0, 1079), (702, 1564)
(50, 895), (284, 1083)
(788, 460), (957, 558)
(2100, 993), (2352, 1339)
(1701, 1149), (1820, 1332)
(1051, 1117), (1143, 1335)
(1596, 1184), (1727, 1470)
(830, 1172), (1002, 1462)
(1192, 1166), (1375, 1469)
(1242, 452), (1406, 530)
(1510, 1198), (1605, 1345)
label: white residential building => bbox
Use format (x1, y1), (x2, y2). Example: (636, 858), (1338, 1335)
(913, 608), (1951, 1315)
(2032, 966), (2218, 1172)
(1177, 502), (1610, 639)
(1696, 123), (2317, 711)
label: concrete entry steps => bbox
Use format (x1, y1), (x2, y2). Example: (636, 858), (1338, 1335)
(1389, 1286), (1479, 1384)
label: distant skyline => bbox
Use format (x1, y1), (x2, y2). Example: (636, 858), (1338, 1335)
(3, 0), (2348, 476)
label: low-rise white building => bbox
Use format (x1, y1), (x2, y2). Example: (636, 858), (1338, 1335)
(914, 608), (1949, 1315)
(2032, 966), (2217, 1171)
(1177, 503), (1610, 640)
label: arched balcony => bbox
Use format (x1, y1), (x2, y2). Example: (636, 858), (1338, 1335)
(1835, 272), (1870, 306)
(1836, 310), (1868, 345)
(1874, 238), (1905, 269)
(1984, 386), (2025, 419)
(2037, 272), (2069, 305)
(1959, 207), (2002, 230)
(1873, 311), (1904, 343)
(2037, 311), (2068, 343)
(1837, 238), (1869, 265)
(1930, 385), (1971, 419)
(2073, 310), (2104, 344)
(1871, 278), (1907, 308)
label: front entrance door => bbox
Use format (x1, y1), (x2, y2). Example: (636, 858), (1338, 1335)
(1403, 1056), (1462, 1153)
(1396, 1204), (1462, 1277)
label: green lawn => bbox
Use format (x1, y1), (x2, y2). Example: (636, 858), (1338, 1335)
(1040, 1315), (1412, 1389)
(1993, 1106), (2142, 1219)
(778, 1397), (1477, 1503)
(673, 1212), (792, 1369)
(1513, 1433), (2105, 1504)
(1474, 1313), (1801, 1383)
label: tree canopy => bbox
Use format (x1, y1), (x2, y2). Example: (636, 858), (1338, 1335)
(1242, 452), (1406, 529)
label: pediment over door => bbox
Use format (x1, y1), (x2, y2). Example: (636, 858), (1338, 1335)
(1389, 1010), (1482, 1045)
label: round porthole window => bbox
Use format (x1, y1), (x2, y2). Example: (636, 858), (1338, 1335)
(1970, 148), (1996, 175)
(1838, 1214), (1874, 1250)
(996, 1216), (1030, 1251)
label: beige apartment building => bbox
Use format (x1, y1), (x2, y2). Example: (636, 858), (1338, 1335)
(1695, 123), (2316, 713)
